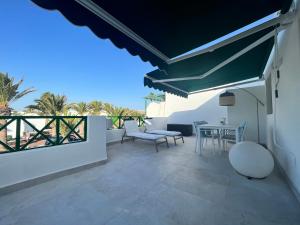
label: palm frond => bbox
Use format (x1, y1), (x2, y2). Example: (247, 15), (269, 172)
(0, 73), (35, 110)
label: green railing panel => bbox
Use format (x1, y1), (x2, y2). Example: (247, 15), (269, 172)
(0, 116), (87, 154)
(106, 115), (148, 129)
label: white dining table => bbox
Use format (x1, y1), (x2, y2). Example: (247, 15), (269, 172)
(195, 123), (240, 154)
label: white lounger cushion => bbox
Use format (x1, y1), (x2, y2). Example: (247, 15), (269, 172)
(146, 130), (181, 137)
(127, 132), (165, 140)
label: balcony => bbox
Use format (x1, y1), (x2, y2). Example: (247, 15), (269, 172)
(0, 133), (299, 225)
(1, 0), (300, 224)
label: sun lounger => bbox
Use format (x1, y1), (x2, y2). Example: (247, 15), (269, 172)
(121, 120), (169, 152)
(145, 130), (184, 145)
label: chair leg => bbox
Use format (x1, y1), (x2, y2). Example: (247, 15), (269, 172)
(174, 136), (177, 145)
(154, 140), (158, 152)
(181, 136), (184, 143)
(200, 137), (204, 155)
(222, 139), (225, 151)
(201, 138), (205, 150)
(212, 135), (216, 154)
(195, 135), (198, 153)
(166, 137), (169, 148)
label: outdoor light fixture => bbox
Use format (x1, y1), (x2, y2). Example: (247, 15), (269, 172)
(219, 91), (235, 106)
(220, 88), (265, 144)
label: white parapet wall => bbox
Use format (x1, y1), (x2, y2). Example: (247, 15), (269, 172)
(146, 90), (227, 133)
(0, 116), (107, 189)
(106, 128), (126, 144)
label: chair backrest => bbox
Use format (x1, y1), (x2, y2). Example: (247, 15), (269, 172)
(193, 121), (208, 127)
(124, 120), (140, 133)
(193, 121), (208, 135)
(239, 121), (247, 141)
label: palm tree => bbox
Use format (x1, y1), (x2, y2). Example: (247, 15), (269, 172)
(89, 100), (103, 115)
(103, 103), (125, 116)
(69, 102), (90, 116)
(0, 73), (35, 151)
(69, 102), (90, 136)
(26, 92), (67, 116)
(26, 92), (68, 137)
(59, 108), (78, 138)
(144, 92), (159, 102)
(104, 103), (122, 128)
(125, 108), (144, 117)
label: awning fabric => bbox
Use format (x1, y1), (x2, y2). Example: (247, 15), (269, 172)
(32, 0), (292, 68)
(144, 28), (274, 97)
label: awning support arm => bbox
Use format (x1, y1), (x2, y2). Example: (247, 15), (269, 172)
(153, 30), (276, 84)
(167, 11), (295, 64)
(145, 75), (188, 95)
(188, 78), (263, 95)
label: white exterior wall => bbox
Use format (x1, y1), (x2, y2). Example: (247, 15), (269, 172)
(0, 116), (107, 188)
(266, 2), (300, 196)
(227, 85), (267, 144)
(145, 117), (168, 130)
(147, 101), (166, 117)
(106, 129), (126, 144)
(7, 118), (46, 138)
(146, 90), (227, 133)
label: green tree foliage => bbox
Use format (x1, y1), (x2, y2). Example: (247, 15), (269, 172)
(26, 92), (67, 116)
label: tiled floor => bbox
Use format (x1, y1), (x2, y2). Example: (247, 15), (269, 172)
(0, 137), (299, 225)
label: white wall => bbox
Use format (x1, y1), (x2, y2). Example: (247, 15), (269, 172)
(106, 129), (126, 144)
(266, 2), (300, 196)
(147, 101), (166, 117)
(227, 85), (267, 144)
(145, 117), (168, 130)
(0, 116), (107, 189)
(7, 118), (46, 138)
(146, 90), (227, 133)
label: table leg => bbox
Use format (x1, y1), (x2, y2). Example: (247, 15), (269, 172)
(195, 128), (198, 153)
(235, 128), (239, 143)
(198, 127), (202, 155)
(217, 128), (221, 149)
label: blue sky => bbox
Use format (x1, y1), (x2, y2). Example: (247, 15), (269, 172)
(0, 1), (157, 111)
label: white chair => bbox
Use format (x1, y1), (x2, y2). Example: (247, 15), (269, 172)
(194, 121), (218, 153)
(222, 121), (246, 150)
(122, 120), (169, 152)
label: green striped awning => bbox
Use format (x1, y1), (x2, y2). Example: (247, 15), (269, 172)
(32, 0), (291, 69)
(144, 28), (274, 97)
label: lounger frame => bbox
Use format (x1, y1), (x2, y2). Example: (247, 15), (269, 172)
(121, 131), (169, 152)
(172, 135), (184, 145)
(145, 129), (184, 145)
